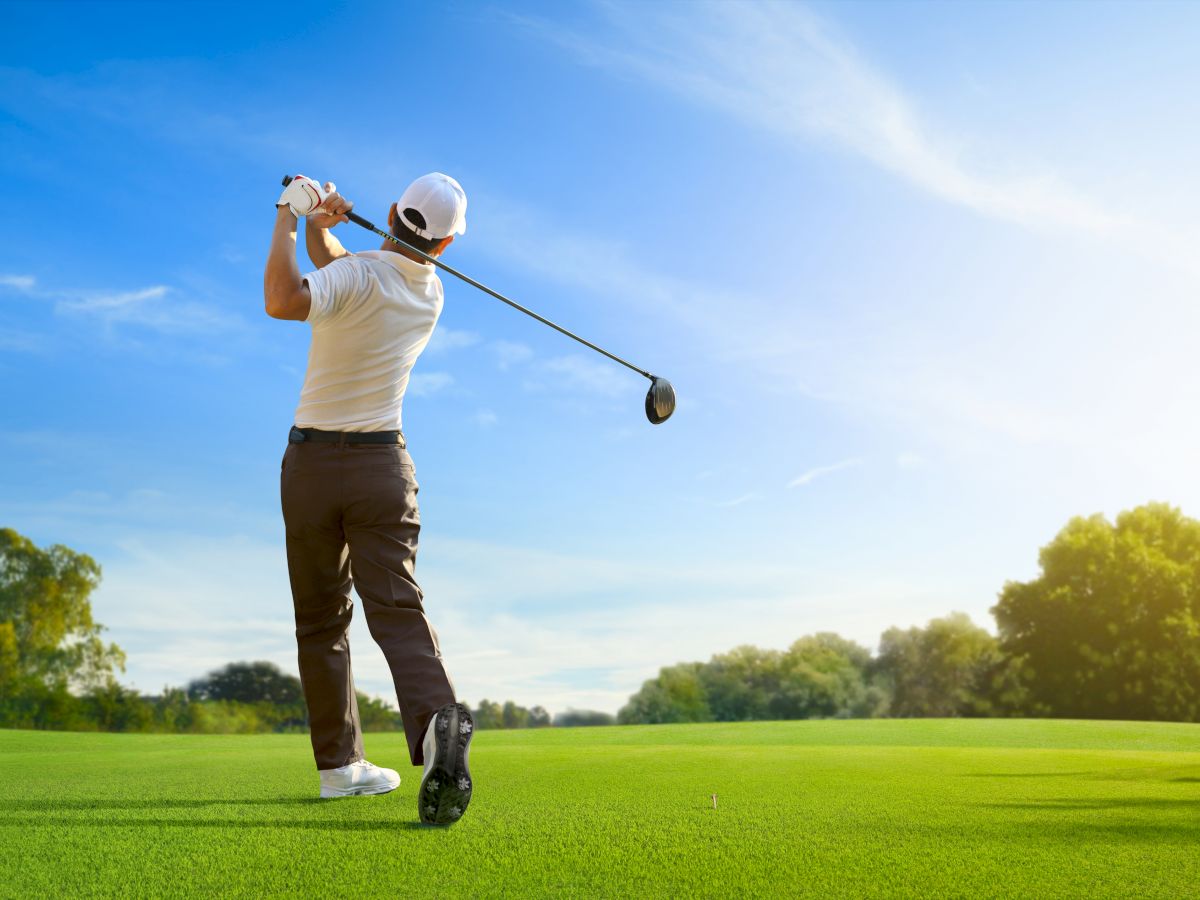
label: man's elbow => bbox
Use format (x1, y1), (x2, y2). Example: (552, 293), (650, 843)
(264, 286), (309, 321)
(264, 292), (287, 319)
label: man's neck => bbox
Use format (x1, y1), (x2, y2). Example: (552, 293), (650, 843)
(380, 240), (433, 266)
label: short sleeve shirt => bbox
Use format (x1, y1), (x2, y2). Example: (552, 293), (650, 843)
(295, 250), (444, 431)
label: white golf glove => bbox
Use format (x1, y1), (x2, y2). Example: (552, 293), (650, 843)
(278, 175), (335, 217)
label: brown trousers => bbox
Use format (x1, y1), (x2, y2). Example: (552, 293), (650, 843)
(280, 437), (456, 769)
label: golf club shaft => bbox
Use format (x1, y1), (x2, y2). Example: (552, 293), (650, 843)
(343, 211), (652, 380)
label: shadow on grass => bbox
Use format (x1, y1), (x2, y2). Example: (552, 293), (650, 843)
(985, 798), (1200, 811)
(0, 816), (447, 831)
(0, 798), (328, 812)
(963, 772), (1093, 778)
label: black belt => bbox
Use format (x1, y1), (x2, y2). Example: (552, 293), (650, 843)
(289, 426), (405, 447)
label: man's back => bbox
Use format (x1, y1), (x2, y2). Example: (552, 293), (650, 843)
(296, 250), (443, 433)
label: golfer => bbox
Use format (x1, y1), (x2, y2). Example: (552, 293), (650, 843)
(265, 173), (474, 826)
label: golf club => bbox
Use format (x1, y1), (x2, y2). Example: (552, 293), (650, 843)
(282, 175), (676, 424)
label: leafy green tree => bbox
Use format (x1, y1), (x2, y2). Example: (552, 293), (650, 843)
(774, 633), (885, 719)
(186, 661), (304, 704)
(355, 692), (401, 732)
(81, 679), (156, 732)
(471, 699), (504, 729)
(993, 503), (1200, 721)
(502, 700), (530, 729)
(528, 705), (552, 728)
(876, 613), (1017, 717)
(619, 634), (881, 724)
(553, 709), (616, 727)
(619, 662), (712, 724)
(0, 527), (125, 691)
(701, 646), (780, 721)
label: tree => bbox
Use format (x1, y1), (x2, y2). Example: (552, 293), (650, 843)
(553, 709), (616, 727)
(618, 634), (881, 724)
(528, 705), (552, 728)
(992, 503), (1200, 721)
(502, 700), (530, 729)
(471, 699), (504, 729)
(187, 661), (304, 705)
(876, 613), (1015, 717)
(0, 527), (125, 692)
(774, 633), (885, 719)
(619, 662), (712, 724)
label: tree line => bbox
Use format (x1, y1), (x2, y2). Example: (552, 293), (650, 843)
(620, 503), (1200, 723)
(4, 502), (1200, 732)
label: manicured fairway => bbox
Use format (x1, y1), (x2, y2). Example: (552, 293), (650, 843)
(2, 719), (1198, 898)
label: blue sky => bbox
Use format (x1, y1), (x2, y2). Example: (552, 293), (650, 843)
(2, 1), (1198, 714)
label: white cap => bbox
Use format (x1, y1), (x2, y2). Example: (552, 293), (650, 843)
(396, 173), (468, 240)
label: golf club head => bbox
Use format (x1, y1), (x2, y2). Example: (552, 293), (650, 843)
(645, 377), (676, 425)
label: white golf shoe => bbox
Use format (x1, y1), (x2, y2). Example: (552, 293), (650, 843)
(418, 703), (474, 826)
(318, 759), (400, 798)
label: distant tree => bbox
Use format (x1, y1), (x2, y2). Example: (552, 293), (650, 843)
(993, 503), (1200, 721)
(0, 527), (125, 693)
(80, 679), (156, 733)
(502, 700), (530, 729)
(701, 646), (779, 721)
(187, 661), (304, 705)
(876, 613), (1017, 717)
(554, 709), (616, 727)
(773, 633), (885, 719)
(528, 705), (552, 728)
(620, 634), (881, 725)
(472, 699), (504, 729)
(619, 662), (712, 724)
(355, 692), (401, 732)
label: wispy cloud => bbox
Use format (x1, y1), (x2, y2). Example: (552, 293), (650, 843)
(528, 354), (629, 397)
(0, 274), (36, 291)
(716, 493), (758, 508)
(788, 457), (862, 488)
(407, 371), (454, 397)
(426, 326), (481, 354)
(491, 339), (534, 370)
(515, 1), (1196, 276)
(473, 408), (498, 427)
(55, 285), (239, 335)
(0, 329), (47, 353)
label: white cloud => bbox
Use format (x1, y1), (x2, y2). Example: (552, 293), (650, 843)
(0, 329), (47, 353)
(426, 326), (481, 354)
(473, 408), (498, 428)
(788, 457), (862, 488)
(55, 284), (240, 335)
(715, 493), (758, 508)
(491, 339), (534, 370)
(528, 354), (630, 398)
(517, 1), (1197, 277)
(407, 371), (454, 397)
(0, 274), (36, 291)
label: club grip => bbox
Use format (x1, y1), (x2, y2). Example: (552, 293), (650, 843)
(281, 175), (293, 187)
(346, 211), (377, 231)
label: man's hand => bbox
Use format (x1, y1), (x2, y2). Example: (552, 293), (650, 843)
(307, 183), (354, 229)
(278, 174), (328, 217)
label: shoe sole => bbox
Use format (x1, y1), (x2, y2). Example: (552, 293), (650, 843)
(419, 703), (474, 826)
(319, 777), (400, 799)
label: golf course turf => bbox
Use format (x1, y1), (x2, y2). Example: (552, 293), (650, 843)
(3, 719), (1197, 897)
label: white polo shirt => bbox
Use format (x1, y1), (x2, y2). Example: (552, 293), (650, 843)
(295, 250), (443, 432)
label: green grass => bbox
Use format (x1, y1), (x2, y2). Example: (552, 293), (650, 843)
(3, 719), (1199, 897)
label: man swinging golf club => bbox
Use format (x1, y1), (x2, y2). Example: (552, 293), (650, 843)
(265, 173), (474, 826)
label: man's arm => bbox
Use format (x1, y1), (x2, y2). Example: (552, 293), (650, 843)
(304, 184), (355, 269)
(264, 207), (312, 321)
